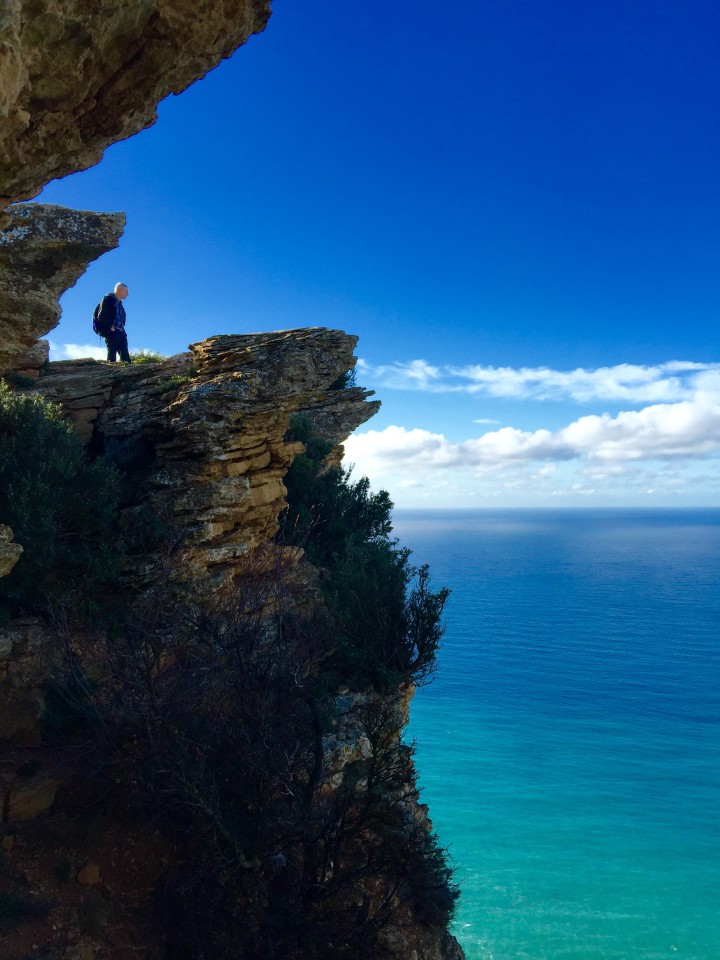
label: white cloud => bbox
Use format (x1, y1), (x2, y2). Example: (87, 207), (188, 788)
(559, 395), (720, 460)
(361, 358), (442, 391)
(344, 387), (720, 477)
(49, 341), (106, 361)
(359, 358), (720, 404)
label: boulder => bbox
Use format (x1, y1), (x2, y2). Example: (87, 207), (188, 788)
(0, 204), (125, 372)
(3, 775), (62, 822)
(0, 526), (23, 578)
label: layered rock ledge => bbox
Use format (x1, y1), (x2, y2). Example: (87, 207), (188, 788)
(29, 327), (380, 584)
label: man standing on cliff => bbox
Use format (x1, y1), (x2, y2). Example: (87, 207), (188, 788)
(95, 282), (131, 363)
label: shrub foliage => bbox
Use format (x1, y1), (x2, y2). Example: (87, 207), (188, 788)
(55, 567), (457, 959)
(4, 388), (457, 955)
(280, 414), (449, 688)
(0, 382), (121, 615)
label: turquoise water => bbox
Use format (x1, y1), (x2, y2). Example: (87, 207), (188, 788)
(393, 510), (720, 960)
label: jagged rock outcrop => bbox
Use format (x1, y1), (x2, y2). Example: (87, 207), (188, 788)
(1, 329), (465, 959)
(7, 337), (49, 380)
(0, 2), (466, 952)
(0, 203), (125, 372)
(0, 0), (272, 209)
(1, 327), (378, 738)
(31, 328), (380, 585)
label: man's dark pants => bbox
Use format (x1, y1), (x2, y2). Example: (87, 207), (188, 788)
(106, 331), (131, 363)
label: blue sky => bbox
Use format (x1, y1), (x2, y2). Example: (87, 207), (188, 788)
(38, 0), (720, 507)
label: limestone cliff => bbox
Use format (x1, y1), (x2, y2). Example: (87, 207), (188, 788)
(0, 203), (125, 372)
(0, 1), (466, 954)
(29, 328), (380, 585)
(0, 0), (272, 209)
(0, 333), (464, 960)
(1, 327), (380, 805)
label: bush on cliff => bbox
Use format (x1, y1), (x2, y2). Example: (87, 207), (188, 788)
(0, 382), (121, 616)
(33, 407), (457, 956)
(55, 568), (458, 960)
(280, 415), (449, 688)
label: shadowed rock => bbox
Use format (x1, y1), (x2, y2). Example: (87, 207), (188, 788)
(0, 203), (125, 372)
(0, 526), (23, 579)
(32, 327), (381, 585)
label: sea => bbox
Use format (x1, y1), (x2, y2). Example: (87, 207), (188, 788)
(392, 509), (720, 960)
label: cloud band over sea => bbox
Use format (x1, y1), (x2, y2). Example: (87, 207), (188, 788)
(345, 359), (720, 505)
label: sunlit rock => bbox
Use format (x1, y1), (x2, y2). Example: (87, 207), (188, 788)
(0, 203), (124, 372)
(0, 0), (272, 208)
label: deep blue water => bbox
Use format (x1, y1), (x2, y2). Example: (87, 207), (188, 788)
(393, 510), (720, 960)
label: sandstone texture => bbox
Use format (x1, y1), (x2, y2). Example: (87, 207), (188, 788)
(30, 328), (380, 585)
(0, 524), (23, 578)
(8, 336), (50, 380)
(1, 327), (378, 764)
(0, 328), (465, 959)
(0, 0), (272, 208)
(2, 326), (376, 742)
(0, 203), (125, 372)
(0, 0), (466, 951)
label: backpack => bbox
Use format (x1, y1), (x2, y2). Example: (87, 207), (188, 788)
(92, 299), (112, 338)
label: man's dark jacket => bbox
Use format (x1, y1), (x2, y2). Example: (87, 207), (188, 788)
(96, 294), (126, 337)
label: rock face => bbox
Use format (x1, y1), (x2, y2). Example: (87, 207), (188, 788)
(31, 328), (380, 585)
(0, 2), (465, 952)
(1, 326), (379, 745)
(0, 525), (23, 578)
(1, 331), (465, 959)
(0, 0), (272, 208)
(0, 203), (125, 372)
(0, 618), (58, 746)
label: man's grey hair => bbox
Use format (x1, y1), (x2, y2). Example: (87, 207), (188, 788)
(114, 282), (128, 294)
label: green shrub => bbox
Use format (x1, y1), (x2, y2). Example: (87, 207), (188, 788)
(130, 349), (166, 363)
(65, 578), (457, 959)
(154, 371), (195, 393)
(328, 367), (357, 390)
(281, 416), (392, 560)
(329, 551), (448, 687)
(0, 382), (122, 616)
(280, 415), (448, 688)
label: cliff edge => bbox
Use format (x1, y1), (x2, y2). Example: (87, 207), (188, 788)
(0, 334), (465, 960)
(0, 2), (466, 956)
